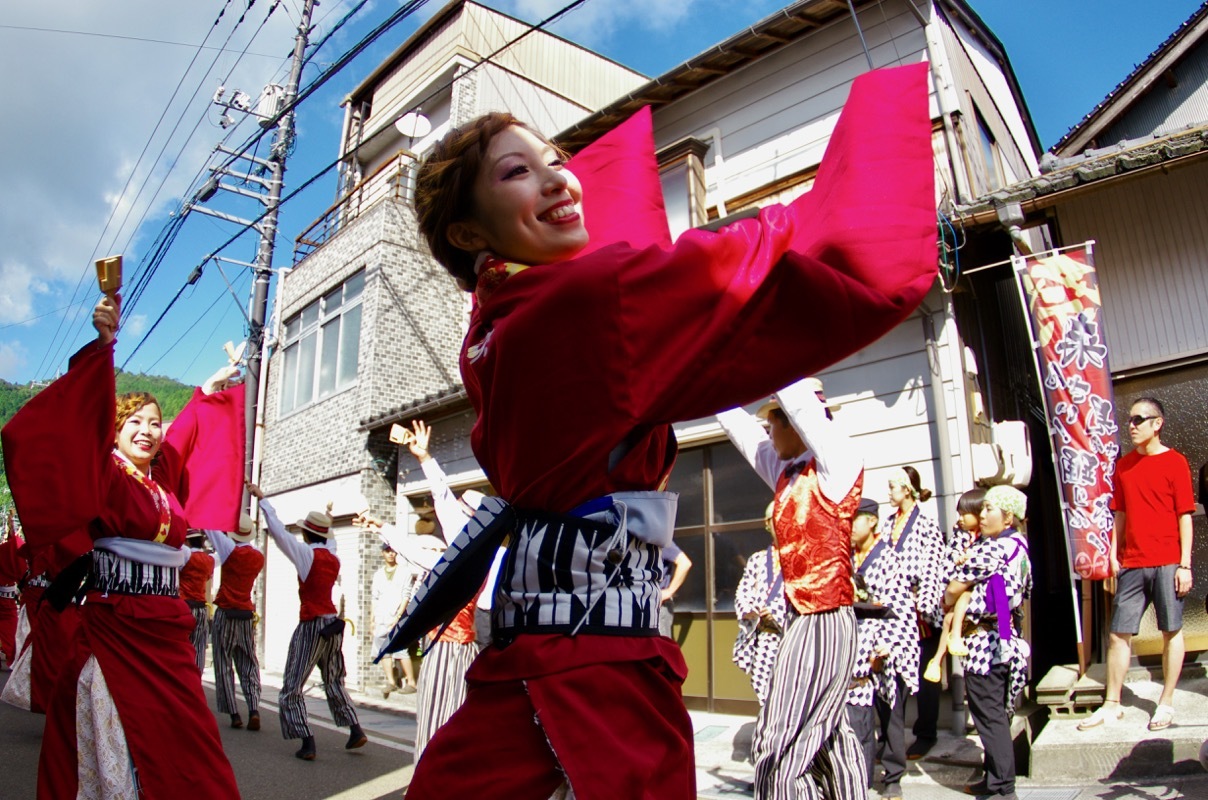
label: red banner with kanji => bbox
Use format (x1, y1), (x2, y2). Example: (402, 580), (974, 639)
(1015, 244), (1118, 581)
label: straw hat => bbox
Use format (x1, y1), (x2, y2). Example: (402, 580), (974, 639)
(231, 512), (256, 543)
(756, 377), (841, 419)
(297, 506), (334, 539)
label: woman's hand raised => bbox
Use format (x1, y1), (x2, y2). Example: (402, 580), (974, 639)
(93, 293), (121, 345)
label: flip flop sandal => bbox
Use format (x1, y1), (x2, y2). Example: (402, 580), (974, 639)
(1148, 704), (1175, 731)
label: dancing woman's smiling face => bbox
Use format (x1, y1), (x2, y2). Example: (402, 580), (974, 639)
(448, 125), (589, 267)
(116, 402), (162, 471)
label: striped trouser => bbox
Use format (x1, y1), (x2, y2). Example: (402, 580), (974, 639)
(212, 608), (261, 716)
(751, 606), (868, 800)
(188, 604), (210, 673)
(414, 639), (477, 759)
(278, 617), (359, 739)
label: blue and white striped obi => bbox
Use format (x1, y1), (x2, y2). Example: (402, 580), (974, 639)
(376, 491), (678, 660)
(493, 491), (678, 640)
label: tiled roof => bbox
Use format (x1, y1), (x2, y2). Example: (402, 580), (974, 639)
(955, 124), (1208, 223)
(358, 385), (468, 431)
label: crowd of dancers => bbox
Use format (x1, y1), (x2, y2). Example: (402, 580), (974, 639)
(0, 62), (982, 799)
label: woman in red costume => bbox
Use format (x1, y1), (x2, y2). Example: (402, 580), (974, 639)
(395, 64), (937, 800)
(1, 292), (243, 798)
(0, 513), (25, 669)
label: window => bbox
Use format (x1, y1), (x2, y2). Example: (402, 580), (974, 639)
(279, 270), (364, 415)
(975, 109), (1003, 193)
(666, 440), (773, 614)
(658, 138), (710, 240)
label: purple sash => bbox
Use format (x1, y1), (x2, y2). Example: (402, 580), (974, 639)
(986, 530), (1025, 642)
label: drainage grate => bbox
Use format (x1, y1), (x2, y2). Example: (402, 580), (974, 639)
(1019, 790), (1081, 800)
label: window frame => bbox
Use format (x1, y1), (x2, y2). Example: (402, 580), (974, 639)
(277, 269), (366, 417)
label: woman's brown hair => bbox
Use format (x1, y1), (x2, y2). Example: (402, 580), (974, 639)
(413, 112), (550, 291)
(115, 391), (161, 434)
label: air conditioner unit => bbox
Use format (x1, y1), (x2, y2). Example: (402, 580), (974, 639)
(972, 420), (1033, 488)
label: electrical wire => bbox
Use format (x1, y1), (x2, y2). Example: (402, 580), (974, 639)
(303, 0), (372, 67)
(120, 0), (596, 370)
(139, 271), (250, 375)
(33, 0), (240, 380)
(116, 1), (286, 317)
(0, 22), (279, 58)
(52, 0), (290, 370)
(37, 0), (282, 376)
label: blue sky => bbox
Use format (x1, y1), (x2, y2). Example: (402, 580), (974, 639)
(0, 0), (1203, 387)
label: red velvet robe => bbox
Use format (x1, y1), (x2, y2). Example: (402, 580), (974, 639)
(410, 64), (936, 800)
(2, 339), (243, 799)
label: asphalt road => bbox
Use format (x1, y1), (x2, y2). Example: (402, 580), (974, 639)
(0, 672), (415, 799)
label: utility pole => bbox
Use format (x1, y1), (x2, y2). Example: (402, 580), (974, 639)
(190, 0), (315, 502)
(244, 0), (315, 494)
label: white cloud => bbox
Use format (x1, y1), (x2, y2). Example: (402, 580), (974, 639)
(0, 0), (368, 380)
(0, 340), (29, 381)
(123, 313), (149, 339)
(499, 0), (777, 50)
(0, 261), (40, 325)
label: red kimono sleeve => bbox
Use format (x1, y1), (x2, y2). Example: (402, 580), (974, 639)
(1, 340), (115, 565)
(159, 384), (245, 533)
(615, 63), (937, 423)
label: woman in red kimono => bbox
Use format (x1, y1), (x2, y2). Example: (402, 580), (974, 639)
(1, 292), (243, 798)
(396, 64), (937, 800)
(0, 514), (25, 669)
(0, 541), (83, 714)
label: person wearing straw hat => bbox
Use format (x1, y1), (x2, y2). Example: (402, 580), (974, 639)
(207, 511), (266, 731)
(945, 484), (1032, 800)
(248, 483), (367, 760)
(180, 530), (215, 673)
(717, 376), (868, 800)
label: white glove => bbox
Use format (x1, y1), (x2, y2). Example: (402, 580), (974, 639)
(202, 365), (242, 395)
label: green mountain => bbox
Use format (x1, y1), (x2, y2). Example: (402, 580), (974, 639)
(0, 370), (195, 512)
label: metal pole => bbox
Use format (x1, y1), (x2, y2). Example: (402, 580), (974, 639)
(244, 0), (315, 499)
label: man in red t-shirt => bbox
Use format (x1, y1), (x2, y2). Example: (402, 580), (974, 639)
(1079, 398), (1195, 733)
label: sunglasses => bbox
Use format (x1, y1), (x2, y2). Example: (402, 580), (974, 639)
(1127, 415), (1158, 427)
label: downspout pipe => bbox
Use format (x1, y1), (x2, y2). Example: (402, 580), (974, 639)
(919, 296), (965, 736)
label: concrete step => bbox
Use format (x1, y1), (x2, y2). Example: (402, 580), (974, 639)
(1029, 676), (1208, 783)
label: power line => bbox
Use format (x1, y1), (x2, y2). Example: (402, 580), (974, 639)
(139, 271), (249, 375)
(118, 0), (595, 370)
(41, 0), (291, 377)
(0, 300), (92, 330)
(0, 22), (279, 58)
(33, 0), (243, 380)
(115, 1), (287, 317)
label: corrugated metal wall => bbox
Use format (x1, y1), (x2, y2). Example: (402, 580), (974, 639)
(1102, 37), (1208, 144)
(1056, 161), (1208, 372)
